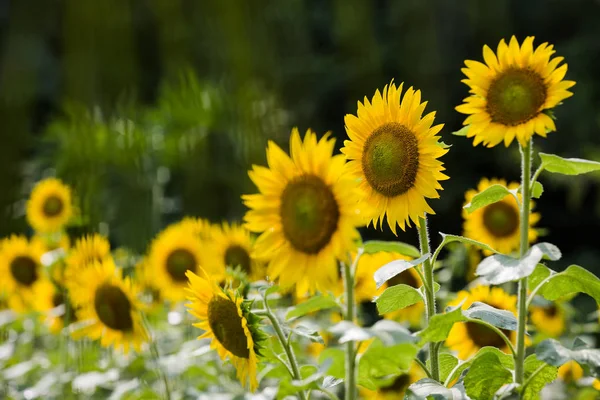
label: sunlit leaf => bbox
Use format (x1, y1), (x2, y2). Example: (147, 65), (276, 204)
(362, 240), (421, 258)
(463, 184), (512, 214)
(286, 295), (339, 320)
(435, 233), (497, 257)
(406, 378), (468, 399)
(417, 304), (466, 344)
(374, 253), (430, 289)
(375, 284), (423, 314)
(357, 339), (419, 390)
(446, 347), (514, 385)
(539, 153), (600, 176)
(438, 353), (459, 384)
(534, 265), (600, 303)
(522, 355), (557, 400)
(463, 302), (517, 331)
(452, 126), (470, 136)
(464, 352), (513, 399)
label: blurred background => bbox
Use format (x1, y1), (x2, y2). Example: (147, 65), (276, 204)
(1, 0), (599, 287)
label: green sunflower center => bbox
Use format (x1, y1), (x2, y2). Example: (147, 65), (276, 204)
(482, 201), (519, 238)
(486, 68), (547, 126)
(224, 245), (251, 274)
(10, 256), (38, 286)
(380, 373), (411, 393)
(387, 269), (419, 288)
(280, 174), (340, 254)
(207, 295), (250, 358)
(362, 122), (420, 197)
(94, 284), (133, 332)
(42, 195), (64, 217)
(166, 249), (197, 282)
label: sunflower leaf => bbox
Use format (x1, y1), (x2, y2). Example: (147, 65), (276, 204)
(463, 184), (512, 214)
(285, 295), (339, 320)
(318, 348), (345, 379)
(463, 302), (517, 331)
(539, 153), (600, 176)
(452, 126), (470, 136)
(533, 265), (600, 303)
(357, 339), (419, 390)
(475, 242), (561, 285)
(375, 284), (423, 314)
(406, 378), (468, 400)
(522, 355), (558, 400)
(535, 338), (600, 377)
(528, 264), (554, 291)
(446, 347), (514, 385)
(464, 352), (513, 400)
(362, 240), (421, 258)
(374, 253), (430, 289)
(416, 303), (466, 344)
(290, 325), (324, 344)
(435, 233), (497, 258)
(531, 181), (543, 199)
(438, 353), (460, 383)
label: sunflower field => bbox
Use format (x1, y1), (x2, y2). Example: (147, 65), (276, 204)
(1, 2), (600, 400)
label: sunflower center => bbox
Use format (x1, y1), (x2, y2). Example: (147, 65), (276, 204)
(543, 304), (558, 317)
(482, 202), (519, 237)
(380, 373), (411, 393)
(280, 174), (340, 254)
(486, 68), (547, 126)
(207, 295), (250, 358)
(10, 256), (38, 286)
(387, 269), (419, 288)
(94, 284), (133, 332)
(42, 196), (64, 217)
(362, 122), (419, 198)
(224, 245), (251, 274)
(166, 249), (197, 282)
(52, 292), (64, 307)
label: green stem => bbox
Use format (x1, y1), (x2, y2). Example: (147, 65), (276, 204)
(142, 313), (171, 400)
(466, 318), (516, 356)
(413, 357), (433, 379)
(525, 272), (558, 309)
(417, 216), (440, 382)
(515, 140), (532, 387)
(343, 259), (357, 400)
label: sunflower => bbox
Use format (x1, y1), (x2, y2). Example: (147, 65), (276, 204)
(172, 217), (213, 241)
(462, 178), (540, 256)
(206, 222), (266, 283)
(457, 36), (575, 148)
(64, 234), (112, 286)
(0, 235), (46, 311)
(530, 301), (566, 338)
(33, 281), (78, 334)
(70, 259), (147, 353)
(558, 361), (584, 384)
(359, 362), (426, 400)
(446, 285), (517, 360)
(243, 128), (364, 295)
(26, 178), (74, 233)
(341, 81), (449, 234)
(186, 269), (265, 391)
(148, 223), (205, 302)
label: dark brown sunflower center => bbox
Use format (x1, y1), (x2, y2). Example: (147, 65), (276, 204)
(387, 269), (419, 288)
(280, 174), (340, 254)
(42, 195), (64, 217)
(224, 245), (251, 274)
(486, 68), (547, 126)
(207, 295), (250, 358)
(465, 301), (511, 349)
(52, 292), (64, 307)
(380, 373), (411, 393)
(362, 122), (419, 198)
(166, 249), (197, 282)
(10, 256), (38, 286)
(94, 283), (133, 332)
(482, 201), (519, 238)
(543, 304), (558, 317)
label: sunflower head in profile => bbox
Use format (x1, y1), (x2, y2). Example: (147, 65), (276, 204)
(243, 128), (364, 296)
(0, 235), (46, 311)
(186, 269), (266, 392)
(558, 360), (584, 385)
(33, 281), (78, 334)
(530, 300), (566, 338)
(457, 36), (575, 147)
(341, 81), (449, 234)
(26, 178), (74, 233)
(462, 178), (540, 256)
(148, 224), (204, 302)
(359, 362), (426, 399)
(70, 259), (147, 353)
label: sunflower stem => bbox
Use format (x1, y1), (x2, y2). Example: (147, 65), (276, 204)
(141, 313), (171, 400)
(515, 140), (532, 388)
(342, 259), (357, 400)
(417, 216), (440, 382)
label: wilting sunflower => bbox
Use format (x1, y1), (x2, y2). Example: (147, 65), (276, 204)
(33, 281), (78, 334)
(359, 362), (426, 399)
(186, 269), (265, 391)
(456, 36), (575, 147)
(341, 81), (449, 234)
(26, 178), (74, 233)
(70, 259), (147, 353)
(463, 178), (539, 256)
(148, 224), (205, 302)
(0, 235), (46, 311)
(206, 222), (266, 283)
(530, 301), (566, 338)
(64, 234), (112, 286)
(558, 361), (584, 384)
(243, 128), (363, 295)
(446, 285), (517, 360)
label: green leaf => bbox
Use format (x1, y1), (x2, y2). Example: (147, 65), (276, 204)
(285, 295), (339, 320)
(536, 338), (600, 377)
(531, 181), (544, 199)
(446, 347), (514, 385)
(435, 233), (497, 258)
(528, 264), (553, 291)
(357, 339), (419, 390)
(438, 353), (459, 383)
(452, 126), (470, 136)
(539, 153), (600, 176)
(406, 378), (465, 399)
(463, 184), (512, 214)
(476, 243), (561, 285)
(535, 265), (600, 303)
(374, 253), (430, 289)
(463, 302), (517, 331)
(375, 284), (423, 314)
(329, 320), (416, 345)
(522, 355), (558, 400)
(464, 352), (513, 400)
(417, 304), (466, 344)
(363, 240), (421, 258)
(290, 325), (324, 344)
(318, 348), (345, 379)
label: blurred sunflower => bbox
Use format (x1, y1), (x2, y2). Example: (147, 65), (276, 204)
(341, 81), (449, 234)
(530, 301), (566, 338)
(243, 128), (363, 296)
(148, 224), (204, 302)
(26, 178), (73, 233)
(172, 216), (213, 241)
(186, 269), (266, 391)
(456, 36), (575, 147)
(463, 178), (539, 256)
(135, 257), (163, 311)
(558, 361), (583, 384)
(33, 281), (78, 334)
(70, 259), (147, 353)
(0, 235), (46, 311)
(65, 234), (112, 286)
(446, 286), (517, 360)
(206, 222), (266, 283)
(359, 362), (426, 399)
